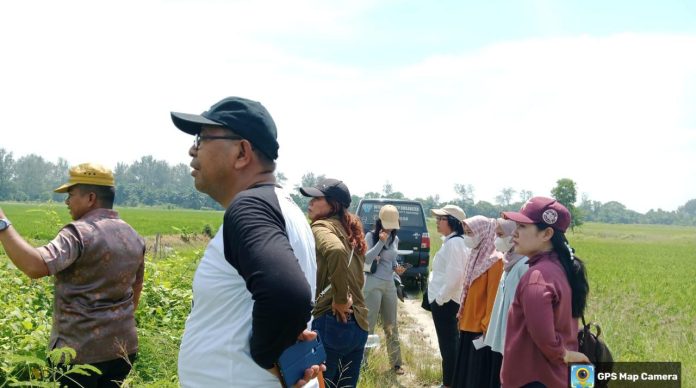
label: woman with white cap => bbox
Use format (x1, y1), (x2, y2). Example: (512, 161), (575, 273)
(363, 204), (407, 375)
(501, 197), (590, 387)
(426, 204), (469, 388)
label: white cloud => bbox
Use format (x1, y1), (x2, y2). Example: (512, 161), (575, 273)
(0, 2), (694, 212)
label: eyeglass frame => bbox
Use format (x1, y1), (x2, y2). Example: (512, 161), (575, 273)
(193, 133), (244, 150)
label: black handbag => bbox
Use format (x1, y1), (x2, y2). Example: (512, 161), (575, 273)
(421, 290), (431, 311)
(578, 315), (613, 387)
(370, 258), (379, 274)
(393, 274), (405, 302)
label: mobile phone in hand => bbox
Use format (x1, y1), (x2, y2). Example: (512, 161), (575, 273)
(278, 334), (326, 388)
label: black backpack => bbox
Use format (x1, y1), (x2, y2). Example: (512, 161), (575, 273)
(577, 316), (613, 387)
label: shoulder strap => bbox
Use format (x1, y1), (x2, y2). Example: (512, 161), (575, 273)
(314, 247), (354, 304)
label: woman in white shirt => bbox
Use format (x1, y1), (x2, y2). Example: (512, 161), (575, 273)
(426, 204), (469, 388)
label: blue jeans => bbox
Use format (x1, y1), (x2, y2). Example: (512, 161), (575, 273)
(312, 313), (368, 388)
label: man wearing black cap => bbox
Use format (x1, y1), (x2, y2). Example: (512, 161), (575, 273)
(171, 97), (322, 387)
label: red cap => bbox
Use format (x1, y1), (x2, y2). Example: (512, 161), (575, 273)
(501, 196), (571, 232)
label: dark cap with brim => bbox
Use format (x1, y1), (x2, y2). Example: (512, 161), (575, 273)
(299, 187), (324, 198)
(300, 178), (352, 208)
(500, 211), (535, 224)
(170, 97), (279, 160)
(501, 196), (571, 233)
(170, 112), (225, 135)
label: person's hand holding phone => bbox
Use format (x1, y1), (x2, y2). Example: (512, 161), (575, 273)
(268, 330), (327, 387)
(378, 230), (389, 242)
(394, 264), (406, 275)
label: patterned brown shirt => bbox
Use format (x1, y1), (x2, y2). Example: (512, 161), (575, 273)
(37, 208), (145, 364)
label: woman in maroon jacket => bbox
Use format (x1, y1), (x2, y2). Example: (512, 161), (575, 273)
(500, 197), (590, 388)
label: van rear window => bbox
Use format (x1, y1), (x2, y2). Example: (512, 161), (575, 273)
(359, 203), (425, 228)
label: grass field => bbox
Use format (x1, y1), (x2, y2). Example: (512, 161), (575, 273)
(0, 203), (694, 386)
(571, 223), (696, 381)
(0, 202), (223, 240)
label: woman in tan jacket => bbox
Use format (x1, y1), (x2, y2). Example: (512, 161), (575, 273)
(300, 179), (368, 388)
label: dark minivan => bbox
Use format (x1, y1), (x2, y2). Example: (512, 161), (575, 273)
(356, 198), (430, 290)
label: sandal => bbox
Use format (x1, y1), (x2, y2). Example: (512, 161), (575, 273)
(394, 365), (405, 375)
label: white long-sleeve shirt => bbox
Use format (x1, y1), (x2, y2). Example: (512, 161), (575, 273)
(427, 233), (470, 306)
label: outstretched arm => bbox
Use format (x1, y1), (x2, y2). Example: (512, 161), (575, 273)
(0, 209), (49, 279)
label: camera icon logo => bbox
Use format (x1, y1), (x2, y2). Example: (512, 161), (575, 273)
(570, 364), (595, 388)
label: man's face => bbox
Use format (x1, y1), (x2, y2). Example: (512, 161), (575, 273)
(65, 187), (93, 220)
(188, 126), (243, 197)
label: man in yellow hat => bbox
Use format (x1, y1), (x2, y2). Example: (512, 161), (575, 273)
(0, 163), (145, 388)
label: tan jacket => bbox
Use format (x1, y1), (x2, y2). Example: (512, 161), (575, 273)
(311, 217), (368, 331)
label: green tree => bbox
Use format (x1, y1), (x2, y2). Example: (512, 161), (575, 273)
(495, 187), (516, 207)
(48, 158), (69, 201)
(595, 201), (641, 224)
(382, 181), (405, 199)
(275, 171), (288, 187)
(676, 199), (696, 225)
(0, 148), (15, 200)
(418, 194), (440, 216)
(453, 183), (475, 215)
(579, 193), (603, 222)
(551, 178), (583, 229)
(519, 189), (533, 203)
(474, 200), (499, 218)
(643, 208), (676, 225)
(13, 154), (55, 201)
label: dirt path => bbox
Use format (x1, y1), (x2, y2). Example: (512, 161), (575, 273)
(400, 294), (440, 359)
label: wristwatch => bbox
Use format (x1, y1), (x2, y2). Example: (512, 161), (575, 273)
(0, 218), (11, 232)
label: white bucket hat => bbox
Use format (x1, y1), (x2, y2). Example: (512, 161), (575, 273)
(431, 204), (466, 222)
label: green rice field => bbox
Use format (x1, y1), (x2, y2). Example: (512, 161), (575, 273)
(1, 203), (694, 386)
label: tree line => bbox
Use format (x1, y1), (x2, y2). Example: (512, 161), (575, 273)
(1, 149), (695, 226)
(0, 149), (219, 210)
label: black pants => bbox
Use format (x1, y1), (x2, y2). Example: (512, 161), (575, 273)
(452, 331), (493, 388)
(430, 300), (460, 386)
(55, 354), (136, 388)
(490, 351), (502, 387)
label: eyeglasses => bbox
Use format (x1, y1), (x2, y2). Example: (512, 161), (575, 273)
(193, 134), (244, 150)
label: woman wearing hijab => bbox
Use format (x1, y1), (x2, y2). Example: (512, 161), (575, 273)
(363, 204), (407, 374)
(482, 218), (529, 387)
(300, 179), (369, 388)
(451, 215), (504, 388)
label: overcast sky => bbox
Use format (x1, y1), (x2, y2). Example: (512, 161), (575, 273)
(1, 0), (694, 213)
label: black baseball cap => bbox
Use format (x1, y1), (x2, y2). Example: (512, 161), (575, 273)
(300, 178), (352, 208)
(171, 97), (279, 160)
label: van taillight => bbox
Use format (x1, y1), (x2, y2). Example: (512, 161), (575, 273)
(421, 233), (430, 249)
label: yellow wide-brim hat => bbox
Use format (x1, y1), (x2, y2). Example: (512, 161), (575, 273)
(54, 163), (115, 193)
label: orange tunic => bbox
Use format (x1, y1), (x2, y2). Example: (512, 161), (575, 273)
(458, 259), (504, 333)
